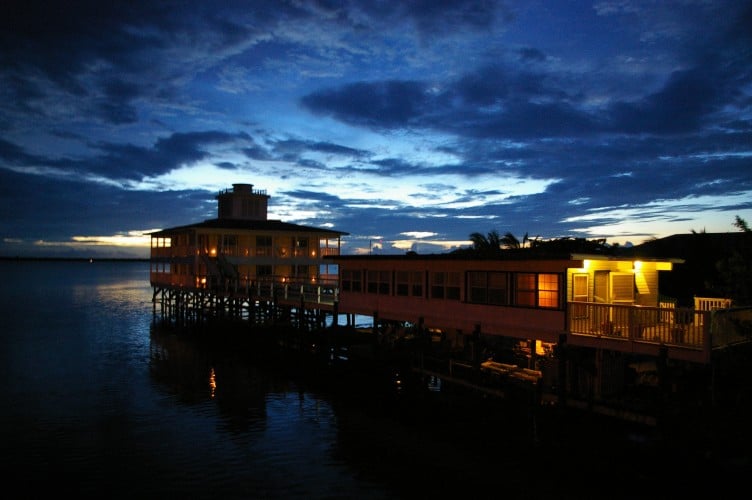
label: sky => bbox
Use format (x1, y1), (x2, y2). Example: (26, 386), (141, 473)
(1, 0), (751, 258)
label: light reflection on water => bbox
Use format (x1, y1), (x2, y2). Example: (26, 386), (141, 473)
(3, 260), (735, 498)
(2, 260), (399, 498)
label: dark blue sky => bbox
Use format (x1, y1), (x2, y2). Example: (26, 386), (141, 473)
(1, 0), (750, 257)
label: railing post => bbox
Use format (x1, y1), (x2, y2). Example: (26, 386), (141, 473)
(628, 306), (635, 340)
(703, 312), (712, 360)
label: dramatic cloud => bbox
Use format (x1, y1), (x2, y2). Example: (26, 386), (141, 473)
(0, 0), (750, 257)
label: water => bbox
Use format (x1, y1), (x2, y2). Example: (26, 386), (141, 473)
(1, 260), (747, 498)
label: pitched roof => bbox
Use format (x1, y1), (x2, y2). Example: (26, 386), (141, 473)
(150, 218), (348, 236)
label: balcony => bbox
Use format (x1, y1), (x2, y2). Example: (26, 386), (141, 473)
(319, 247), (340, 257)
(569, 301), (708, 343)
(567, 300), (750, 363)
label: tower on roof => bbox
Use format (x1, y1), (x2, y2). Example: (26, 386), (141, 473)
(216, 183), (270, 221)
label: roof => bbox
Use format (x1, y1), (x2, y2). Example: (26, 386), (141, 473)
(570, 253), (684, 264)
(150, 218), (348, 237)
(329, 251), (577, 261)
(329, 252), (683, 263)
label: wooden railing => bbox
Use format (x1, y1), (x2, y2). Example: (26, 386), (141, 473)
(216, 277), (340, 305)
(568, 302), (710, 349)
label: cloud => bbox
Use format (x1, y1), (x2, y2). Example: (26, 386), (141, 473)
(0, 0), (750, 258)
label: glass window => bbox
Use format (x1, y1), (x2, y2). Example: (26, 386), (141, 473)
(256, 235), (272, 256)
(367, 270), (379, 294)
(487, 272), (508, 305)
(431, 272), (460, 300)
(515, 273), (536, 306)
(431, 272), (445, 299)
(396, 271), (410, 296)
(468, 271), (508, 305)
(538, 273), (560, 308)
(396, 271), (424, 297)
(468, 271), (487, 303)
(611, 273), (635, 303)
(342, 269), (362, 292)
(411, 271), (423, 297)
(367, 270), (391, 295)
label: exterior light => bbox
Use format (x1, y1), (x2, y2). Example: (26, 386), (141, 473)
(633, 260), (642, 271)
(210, 248), (217, 256)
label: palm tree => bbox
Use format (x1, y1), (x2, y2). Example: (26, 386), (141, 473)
(734, 215), (750, 232)
(469, 230), (502, 253)
(501, 231), (520, 249)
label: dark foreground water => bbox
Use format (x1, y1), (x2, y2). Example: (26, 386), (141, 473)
(1, 260), (749, 499)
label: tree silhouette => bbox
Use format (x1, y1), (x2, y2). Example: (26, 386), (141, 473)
(733, 215), (750, 232)
(469, 230), (502, 254)
(501, 232), (521, 249)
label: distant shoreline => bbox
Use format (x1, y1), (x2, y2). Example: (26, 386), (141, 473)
(0, 256), (149, 262)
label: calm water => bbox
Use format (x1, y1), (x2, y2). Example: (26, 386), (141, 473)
(1, 260), (746, 498)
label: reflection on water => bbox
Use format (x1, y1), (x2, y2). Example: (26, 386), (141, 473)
(1, 260), (746, 498)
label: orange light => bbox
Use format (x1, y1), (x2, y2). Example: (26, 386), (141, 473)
(208, 368), (216, 398)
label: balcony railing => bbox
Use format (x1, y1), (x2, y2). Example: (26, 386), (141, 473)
(568, 302), (710, 349)
(150, 245), (340, 259)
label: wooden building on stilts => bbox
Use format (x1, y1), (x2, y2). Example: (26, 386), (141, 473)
(150, 183), (348, 336)
(150, 184), (751, 425)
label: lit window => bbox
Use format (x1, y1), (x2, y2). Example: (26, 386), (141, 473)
(538, 273), (559, 308)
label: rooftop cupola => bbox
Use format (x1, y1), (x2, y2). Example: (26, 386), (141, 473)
(216, 183), (270, 220)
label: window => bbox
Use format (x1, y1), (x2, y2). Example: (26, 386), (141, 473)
(221, 234), (237, 255)
(468, 271), (487, 303)
(341, 269), (362, 292)
(151, 261), (171, 273)
(295, 265), (309, 279)
(537, 273), (560, 308)
(295, 238), (308, 257)
(396, 271), (423, 297)
(487, 272), (508, 305)
(515, 273), (536, 306)
(151, 237), (171, 248)
(610, 273), (635, 303)
(514, 272), (561, 308)
(411, 271), (423, 297)
(256, 235), (272, 256)
(367, 270), (391, 295)
(467, 271), (508, 305)
(431, 272), (460, 300)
